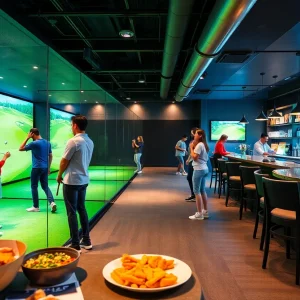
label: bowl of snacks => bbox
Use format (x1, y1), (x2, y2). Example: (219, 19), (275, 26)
(102, 254), (192, 293)
(0, 240), (27, 291)
(22, 247), (80, 286)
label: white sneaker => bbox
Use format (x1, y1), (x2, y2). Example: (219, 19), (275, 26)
(202, 210), (209, 219)
(176, 172), (181, 175)
(182, 171), (188, 176)
(26, 207), (40, 212)
(189, 212), (204, 220)
(0, 225), (2, 229)
(137, 171), (143, 174)
(50, 202), (57, 213)
(134, 169), (138, 173)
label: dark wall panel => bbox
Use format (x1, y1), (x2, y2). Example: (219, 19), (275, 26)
(142, 120), (200, 167)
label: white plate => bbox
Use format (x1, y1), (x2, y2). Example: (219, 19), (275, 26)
(102, 254), (192, 293)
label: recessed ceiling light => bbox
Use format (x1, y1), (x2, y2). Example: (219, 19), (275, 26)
(49, 94), (52, 97)
(134, 101), (137, 104)
(172, 101), (175, 103)
(119, 30), (134, 38)
(81, 90), (84, 93)
(96, 101), (98, 103)
(284, 76), (291, 81)
(23, 85), (27, 88)
(84, 100), (87, 102)
(126, 97), (131, 100)
(62, 82), (65, 85)
(0, 76), (3, 79)
(138, 79), (145, 83)
(33, 66), (38, 69)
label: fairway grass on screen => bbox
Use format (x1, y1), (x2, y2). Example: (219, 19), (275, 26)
(0, 94), (33, 183)
(211, 121), (246, 141)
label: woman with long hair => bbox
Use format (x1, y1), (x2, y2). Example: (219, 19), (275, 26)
(132, 136), (144, 174)
(185, 127), (199, 202)
(214, 134), (230, 158)
(189, 129), (209, 220)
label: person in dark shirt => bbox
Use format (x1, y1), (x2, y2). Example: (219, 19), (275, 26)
(19, 128), (56, 213)
(132, 136), (144, 174)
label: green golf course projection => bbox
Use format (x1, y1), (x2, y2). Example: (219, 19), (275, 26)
(211, 121), (246, 141)
(0, 94), (33, 183)
(50, 108), (74, 170)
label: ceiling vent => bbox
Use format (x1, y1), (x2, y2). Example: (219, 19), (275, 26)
(216, 51), (252, 64)
(193, 89), (211, 95)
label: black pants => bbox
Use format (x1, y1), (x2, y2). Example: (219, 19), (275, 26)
(187, 163), (194, 196)
(63, 183), (90, 246)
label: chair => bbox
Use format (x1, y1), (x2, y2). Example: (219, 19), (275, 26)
(209, 157), (219, 193)
(225, 162), (242, 207)
(217, 159), (227, 198)
(239, 166), (260, 220)
(262, 177), (300, 285)
(253, 170), (269, 251)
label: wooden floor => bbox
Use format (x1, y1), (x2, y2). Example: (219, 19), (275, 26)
(86, 167), (300, 300)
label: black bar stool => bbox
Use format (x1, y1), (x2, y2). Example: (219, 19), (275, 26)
(262, 177), (300, 285)
(239, 165), (260, 220)
(253, 170), (269, 251)
(225, 162), (242, 207)
(217, 159), (227, 198)
(209, 156), (219, 193)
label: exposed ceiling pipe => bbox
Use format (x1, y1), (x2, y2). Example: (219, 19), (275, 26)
(175, 0), (257, 102)
(160, 0), (195, 99)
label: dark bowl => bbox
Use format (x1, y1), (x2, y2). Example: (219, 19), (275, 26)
(21, 247), (80, 286)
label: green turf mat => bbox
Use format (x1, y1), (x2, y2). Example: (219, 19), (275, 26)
(0, 199), (106, 252)
(3, 180), (128, 201)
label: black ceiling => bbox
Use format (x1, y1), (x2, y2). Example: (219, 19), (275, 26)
(1, 0), (300, 103)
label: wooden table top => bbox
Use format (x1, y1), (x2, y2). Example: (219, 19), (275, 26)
(272, 167), (300, 181)
(225, 154), (298, 169)
(2, 253), (203, 300)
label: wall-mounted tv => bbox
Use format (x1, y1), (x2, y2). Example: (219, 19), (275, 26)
(50, 108), (74, 170)
(0, 94), (33, 183)
(210, 121), (246, 141)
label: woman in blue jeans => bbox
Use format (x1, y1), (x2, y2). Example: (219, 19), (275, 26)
(189, 129), (209, 220)
(132, 136), (144, 174)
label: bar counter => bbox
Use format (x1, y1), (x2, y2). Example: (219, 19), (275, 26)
(225, 154), (299, 170)
(273, 168), (300, 181)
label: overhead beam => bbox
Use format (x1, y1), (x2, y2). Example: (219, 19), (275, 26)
(52, 37), (161, 41)
(61, 49), (189, 53)
(86, 70), (182, 73)
(28, 10), (169, 17)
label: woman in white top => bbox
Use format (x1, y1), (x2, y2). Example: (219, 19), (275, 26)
(189, 129), (209, 220)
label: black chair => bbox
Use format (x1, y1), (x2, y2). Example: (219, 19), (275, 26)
(253, 170), (269, 251)
(262, 177), (300, 285)
(225, 162), (242, 207)
(239, 166), (260, 220)
(217, 159), (227, 198)
(209, 157), (219, 193)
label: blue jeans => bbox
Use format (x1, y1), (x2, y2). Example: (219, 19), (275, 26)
(134, 153), (142, 171)
(31, 168), (54, 208)
(193, 169), (209, 195)
(63, 184), (90, 246)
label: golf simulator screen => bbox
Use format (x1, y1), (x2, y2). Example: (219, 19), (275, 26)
(0, 94), (33, 183)
(210, 121), (246, 141)
(50, 108), (74, 170)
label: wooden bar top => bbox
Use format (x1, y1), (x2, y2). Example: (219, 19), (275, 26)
(225, 153), (298, 169)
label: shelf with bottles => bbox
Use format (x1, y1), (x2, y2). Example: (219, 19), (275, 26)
(269, 137), (294, 140)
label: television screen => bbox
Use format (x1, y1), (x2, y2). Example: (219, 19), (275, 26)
(0, 94), (33, 183)
(50, 108), (74, 170)
(210, 121), (246, 141)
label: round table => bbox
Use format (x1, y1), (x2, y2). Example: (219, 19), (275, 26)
(272, 167), (300, 181)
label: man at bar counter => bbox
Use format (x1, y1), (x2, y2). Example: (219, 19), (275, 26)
(253, 133), (276, 156)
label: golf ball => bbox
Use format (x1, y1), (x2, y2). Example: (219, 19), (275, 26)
(4, 141), (7, 144)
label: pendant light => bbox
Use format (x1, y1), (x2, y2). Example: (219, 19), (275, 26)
(290, 93), (300, 115)
(268, 75), (281, 118)
(239, 87), (249, 124)
(255, 72), (268, 121)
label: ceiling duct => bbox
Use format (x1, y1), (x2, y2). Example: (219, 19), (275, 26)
(175, 0), (257, 102)
(160, 0), (195, 99)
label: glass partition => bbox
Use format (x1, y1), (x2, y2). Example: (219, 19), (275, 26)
(0, 9), (142, 252)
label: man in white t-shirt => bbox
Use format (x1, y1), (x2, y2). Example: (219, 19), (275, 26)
(253, 133), (276, 156)
(57, 115), (94, 252)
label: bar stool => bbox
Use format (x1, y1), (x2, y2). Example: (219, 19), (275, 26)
(253, 170), (269, 250)
(217, 159), (227, 198)
(209, 157), (219, 193)
(262, 177), (300, 285)
(239, 166), (260, 220)
(225, 162), (242, 207)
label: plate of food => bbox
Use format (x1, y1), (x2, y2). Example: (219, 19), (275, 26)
(102, 254), (192, 293)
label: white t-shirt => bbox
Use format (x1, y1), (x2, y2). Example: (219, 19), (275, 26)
(192, 142), (208, 170)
